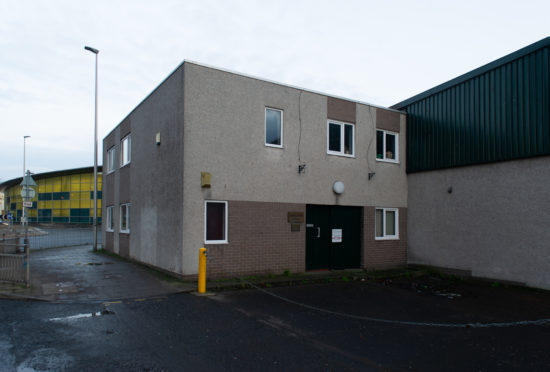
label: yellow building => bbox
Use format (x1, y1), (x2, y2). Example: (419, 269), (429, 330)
(0, 167), (102, 224)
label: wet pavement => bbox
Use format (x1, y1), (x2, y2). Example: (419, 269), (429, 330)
(0, 245), (193, 302)
(1, 278), (550, 371)
(1, 243), (550, 370)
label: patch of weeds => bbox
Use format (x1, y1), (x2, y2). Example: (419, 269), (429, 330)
(283, 270), (291, 277)
(264, 283), (272, 288)
(147, 270), (183, 283)
(422, 267), (462, 282)
(341, 276), (350, 282)
(213, 278), (234, 283)
(491, 281), (500, 288)
(95, 248), (126, 260)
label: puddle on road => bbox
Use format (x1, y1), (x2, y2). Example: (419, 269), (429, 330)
(49, 312), (101, 321)
(49, 308), (115, 322)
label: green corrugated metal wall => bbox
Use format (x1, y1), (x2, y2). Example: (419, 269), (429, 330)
(404, 43), (550, 172)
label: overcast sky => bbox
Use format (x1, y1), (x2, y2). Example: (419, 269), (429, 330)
(1, 0), (548, 182)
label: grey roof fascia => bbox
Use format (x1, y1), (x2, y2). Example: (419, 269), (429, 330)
(184, 60), (404, 114)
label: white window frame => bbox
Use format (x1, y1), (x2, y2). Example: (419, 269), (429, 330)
(375, 207), (399, 240)
(326, 120), (355, 157)
(120, 203), (131, 234)
(120, 135), (131, 167)
(107, 147), (116, 174)
(106, 206), (114, 232)
(204, 200), (228, 244)
(376, 129), (399, 163)
(265, 107), (283, 148)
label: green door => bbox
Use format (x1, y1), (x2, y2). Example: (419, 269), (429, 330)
(329, 206), (362, 269)
(306, 205), (331, 270)
(306, 205), (361, 270)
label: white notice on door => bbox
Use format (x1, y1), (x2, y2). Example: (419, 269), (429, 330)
(332, 229), (342, 243)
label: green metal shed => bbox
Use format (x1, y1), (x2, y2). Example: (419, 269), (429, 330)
(392, 37), (550, 173)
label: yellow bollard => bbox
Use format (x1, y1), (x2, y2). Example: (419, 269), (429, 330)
(198, 247), (207, 293)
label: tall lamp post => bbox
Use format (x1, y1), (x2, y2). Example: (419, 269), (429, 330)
(85, 45), (99, 251)
(22, 135), (30, 225)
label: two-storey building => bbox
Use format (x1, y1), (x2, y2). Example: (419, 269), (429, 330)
(103, 61), (407, 277)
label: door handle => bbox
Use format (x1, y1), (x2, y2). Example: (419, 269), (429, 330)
(316, 227), (320, 238)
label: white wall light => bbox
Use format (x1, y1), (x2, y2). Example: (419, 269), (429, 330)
(333, 181), (345, 194)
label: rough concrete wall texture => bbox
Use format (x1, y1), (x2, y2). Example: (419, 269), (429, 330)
(127, 66), (185, 274)
(181, 62), (407, 275)
(102, 65), (185, 274)
(407, 155), (550, 289)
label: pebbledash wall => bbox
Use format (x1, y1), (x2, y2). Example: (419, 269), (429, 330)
(406, 158), (550, 289)
(393, 37), (550, 289)
(103, 61), (407, 278)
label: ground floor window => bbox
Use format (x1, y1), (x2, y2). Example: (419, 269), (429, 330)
(375, 208), (398, 239)
(106, 206), (114, 231)
(205, 201), (228, 244)
(120, 203), (131, 233)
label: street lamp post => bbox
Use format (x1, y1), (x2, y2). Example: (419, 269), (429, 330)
(22, 135), (30, 226)
(85, 45), (99, 251)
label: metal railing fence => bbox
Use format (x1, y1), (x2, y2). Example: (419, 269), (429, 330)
(0, 223), (101, 285)
(0, 245), (29, 285)
(26, 225), (103, 250)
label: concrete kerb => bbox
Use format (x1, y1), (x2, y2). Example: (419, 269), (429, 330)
(0, 255), (420, 302)
(201, 267), (422, 292)
(0, 246), (467, 303)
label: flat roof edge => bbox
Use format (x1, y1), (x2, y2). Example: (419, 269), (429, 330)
(104, 60), (405, 141)
(184, 60), (404, 114)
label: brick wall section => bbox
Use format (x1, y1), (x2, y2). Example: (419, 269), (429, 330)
(376, 109), (401, 132)
(104, 174), (115, 208)
(206, 201), (305, 278)
(363, 206), (407, 269)
(119, 166), (131, 203)
(105, 232), (114, 252)
(119, 233), (130, 258)
(327, 97), (356, 123)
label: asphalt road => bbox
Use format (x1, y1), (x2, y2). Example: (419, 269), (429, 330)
(1, 279), (550, 371)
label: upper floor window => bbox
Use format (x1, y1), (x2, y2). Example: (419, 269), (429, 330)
(120, 203), (131, 233)
(106, 205), (114, 232)
(376, 130), (398, 163)
(327, 120), (354, 157)
(265, 108), (283, 148)
(120, 135), (131, 167)
(375, 207), (399, 240)
(107, 147), (116, 173)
